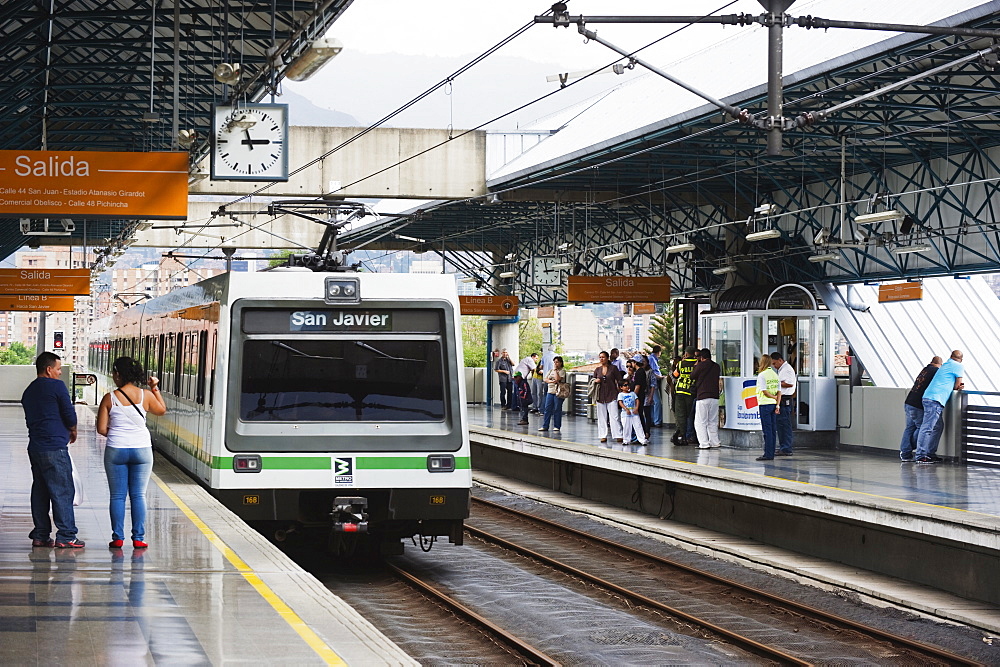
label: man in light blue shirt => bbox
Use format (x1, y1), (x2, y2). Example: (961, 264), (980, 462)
(915, 350), (965, 464)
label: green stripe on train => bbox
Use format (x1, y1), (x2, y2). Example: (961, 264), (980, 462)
(212, 456), (471, 470)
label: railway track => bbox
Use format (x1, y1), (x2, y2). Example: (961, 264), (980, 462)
(469, 496), (984, 666)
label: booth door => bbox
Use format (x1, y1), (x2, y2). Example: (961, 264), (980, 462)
(766, 313), (834, 431)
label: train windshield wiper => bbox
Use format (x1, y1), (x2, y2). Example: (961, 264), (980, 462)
(355, 341), (423, 362)
(272, 341), (343, 360)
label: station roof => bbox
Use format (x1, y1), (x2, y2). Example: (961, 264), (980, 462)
(340, 2), (1000, 297)
(0, 0), (354, 264)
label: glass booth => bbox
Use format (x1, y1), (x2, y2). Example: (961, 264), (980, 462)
(701, 284), (836, 432)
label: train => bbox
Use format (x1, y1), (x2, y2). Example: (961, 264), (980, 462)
(89, 268), (471, 555)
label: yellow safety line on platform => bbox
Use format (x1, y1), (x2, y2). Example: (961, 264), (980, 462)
(153, 476), (346, 666)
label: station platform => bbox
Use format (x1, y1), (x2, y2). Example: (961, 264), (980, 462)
(466, 404), (1000, 632)
(0, 404), (415, 666)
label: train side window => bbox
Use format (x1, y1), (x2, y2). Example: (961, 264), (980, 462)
(208, 329), (217, 407)
(174, 333), (184, 396)
(157, 334), (166, 389)
(197, 330), (208, 404)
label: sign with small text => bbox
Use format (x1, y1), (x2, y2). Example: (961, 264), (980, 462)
(0, 295), (76, 312)
(459, 295), (518, 316)
(567, 276), (671, 303)
(632, 302), (657, 315)
(0, 150), (188, 219)
(0, 269), (90, 296)
(878, 283), (923, 303)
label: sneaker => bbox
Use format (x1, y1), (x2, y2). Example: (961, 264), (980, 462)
(31, 538), (53, 548)
(930, 455), (944, 462)
(553, 428), (560, 432)
(775, 451), (793, 456)
(133, 540), (148, 549)
(697, 444), (713, 449)
(915, 456), (936, 464)
(109, 539), (124, 548)
(755, 456), (774, 461)
(538, 427), (548, 432)
(900, 457), (914, 463)
(517, 420), (529, 425)
(54, 539), (85, 548)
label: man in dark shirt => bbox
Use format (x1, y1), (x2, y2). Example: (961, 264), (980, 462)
(691, 348), (722, 449)
(22, 352), (83, 548)
(900, 356), (942, 462)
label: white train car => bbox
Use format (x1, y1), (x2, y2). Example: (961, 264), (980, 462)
(90, 269), (470, 554)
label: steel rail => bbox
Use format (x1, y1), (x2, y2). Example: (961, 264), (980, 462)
(385, 562), (561, 667)
(471, 497), (984, 667)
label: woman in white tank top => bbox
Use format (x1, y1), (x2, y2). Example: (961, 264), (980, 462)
(96, 356), (167, 549)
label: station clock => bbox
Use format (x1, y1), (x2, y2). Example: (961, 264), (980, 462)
(531, 256), (562, 287)
(211, 104), (289, 181)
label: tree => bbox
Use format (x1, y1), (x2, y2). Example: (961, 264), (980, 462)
(461, 316), (487, 367)
(646, 303), (675, 356)
(267, 249), (295, 268)
(0, 342), (36, 365)
(519, 316), (543, 357)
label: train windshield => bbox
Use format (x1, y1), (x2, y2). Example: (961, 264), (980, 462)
(240, 338), (446, 422)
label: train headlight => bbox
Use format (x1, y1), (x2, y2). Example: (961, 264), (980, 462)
(427, 454), (455, 472)
(324, 276), (360, 304)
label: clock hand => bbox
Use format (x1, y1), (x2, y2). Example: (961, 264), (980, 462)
(240, 130), (270, 148)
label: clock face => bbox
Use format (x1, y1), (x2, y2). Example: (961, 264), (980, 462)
(531, 256), (561, 287)
(211, 104), (289, 181)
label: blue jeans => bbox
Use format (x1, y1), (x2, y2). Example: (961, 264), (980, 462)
(776, 401), (794, 454)
(28, 448), (78, 543)
(104, 446), (153, 542)
(542, 392), (562, 429)
(915, 399), (944, 459)
(759, 404), (778, 458)
(900, 404), (923, 459)
(651, 387), (662, 426)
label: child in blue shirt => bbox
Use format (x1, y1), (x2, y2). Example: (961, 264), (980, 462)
(617, 380), (647, 445)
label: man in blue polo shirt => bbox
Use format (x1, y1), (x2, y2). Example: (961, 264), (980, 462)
(915, 350), (965, 465)
(22, 352), (83, 548)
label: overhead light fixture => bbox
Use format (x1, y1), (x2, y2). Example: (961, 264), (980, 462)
(498, 271), (516, 279)
(746, 229), (782, 242)
(855, 210), (903, 225)
(504, 252), (516, 261)
(557, 242), (571, 251)
(808, 253), (840, 263)
(460, 276), (478, 283)
(284, 38), (343, 81)
(135, 221), (153, 231)
(753, 203), (775, 216)
(891, 244), (932, 255)
(666, 242), (696, 254)
(602, 251), (628, 262)
(712, 265), (737, 275)
(140, 112), (160, 123)
(213, 62), (242, 84)
(394, 233), (426, 243)
(552, 262), (574, 270)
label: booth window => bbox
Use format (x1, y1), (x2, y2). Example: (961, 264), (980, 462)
(709, 315), (742, 376)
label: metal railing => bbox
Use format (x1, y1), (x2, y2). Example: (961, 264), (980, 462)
(961, 391), (1000, 467)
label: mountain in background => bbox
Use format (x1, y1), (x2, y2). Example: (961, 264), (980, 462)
(282, 89), (360, 127)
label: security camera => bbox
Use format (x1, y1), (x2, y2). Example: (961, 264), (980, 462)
(213, 63), (242, 84)
(813, 227), (829, 246)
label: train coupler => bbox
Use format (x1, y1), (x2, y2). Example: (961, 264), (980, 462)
(331, 496), (369, 533)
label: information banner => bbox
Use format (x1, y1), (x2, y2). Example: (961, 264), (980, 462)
(0, 150), (188, 219)
(723, 376), (761, 431)
(0, 295), (76, 312)
(878, 283), (923, 303)
(459, 295), (518, 316)
(633, 302), (657, 315)
(0, 269), (90, 296)
(567, 276), (671, 303)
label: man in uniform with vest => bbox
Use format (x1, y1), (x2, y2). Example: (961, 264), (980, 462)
(672, 346), (698, 445)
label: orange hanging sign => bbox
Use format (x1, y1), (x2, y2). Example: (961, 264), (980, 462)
(568, 276), (671, 303)
(0, 150), (188, 219)
(0, 295), (76, 312)
(459, 295), (518, 316)
(0, 269), (90, 296)
(878, 283), (923, 303)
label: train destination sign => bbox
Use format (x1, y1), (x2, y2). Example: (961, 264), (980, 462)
(567, 276), (671, 303)
(289, 310), (392, 331)
(459, 295), (518, 316)
(0, 149), (188, 219)
(0, 295), (76, 312)
(0, 269), (90, 296)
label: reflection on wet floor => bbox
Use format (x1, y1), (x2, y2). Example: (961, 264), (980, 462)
(468, 404), (1000, 517)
